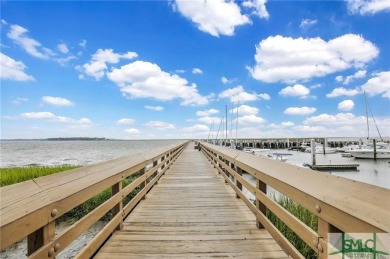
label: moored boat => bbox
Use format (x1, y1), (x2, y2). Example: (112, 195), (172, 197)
(349, 143), (390, 159)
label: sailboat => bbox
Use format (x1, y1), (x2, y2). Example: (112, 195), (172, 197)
(349, 92), (390, 159)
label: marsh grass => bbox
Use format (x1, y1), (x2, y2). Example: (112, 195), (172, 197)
(0, 166), (142, 223)
(0, 165), (80, 187)
(267, 194), (318, 258)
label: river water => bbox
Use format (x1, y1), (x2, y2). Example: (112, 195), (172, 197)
(1, 140), (389, 189)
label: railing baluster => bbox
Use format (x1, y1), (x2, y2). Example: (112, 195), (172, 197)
(27, 221), (55, 256)
(111, 181), (123, 230)
(236, 166), (243, 198)
(256, 179), (267, 229)
(139, 167), (146, 200)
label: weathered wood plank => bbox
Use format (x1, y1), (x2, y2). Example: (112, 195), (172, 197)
(95, 145), (287, 258)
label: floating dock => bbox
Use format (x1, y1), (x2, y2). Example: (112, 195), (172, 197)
(307, 163), (359, 171)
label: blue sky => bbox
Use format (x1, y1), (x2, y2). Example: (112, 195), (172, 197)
(1, 0), (389, 140)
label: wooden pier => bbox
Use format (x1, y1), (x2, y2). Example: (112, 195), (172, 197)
(1, 141), (389, 258)
(95, 146), (287, 258)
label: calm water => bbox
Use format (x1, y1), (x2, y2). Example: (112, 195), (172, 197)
(0, 140), (183, 167)
(1, 140), (389, 189)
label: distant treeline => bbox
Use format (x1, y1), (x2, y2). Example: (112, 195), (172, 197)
(46, 137), (107, 141)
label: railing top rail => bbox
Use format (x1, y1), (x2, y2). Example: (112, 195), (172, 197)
(201, 142), (390, 233)
(0, 141), (188, 236)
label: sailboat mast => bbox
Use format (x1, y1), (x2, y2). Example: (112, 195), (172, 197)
(235, 102), (239, 148)
(225, 105), (228, 146)
(364, 91), (370, 141)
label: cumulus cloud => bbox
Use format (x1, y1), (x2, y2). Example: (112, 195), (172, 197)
(300, 18), (318, 29)
(0, 53), (34, 81)
(279, 84), (310, 98)
(284, 107), (317, 115)
(192, 68), (203, 74)
(361, 71), (390, 98)
(343, 70), (367, 85)
(7, 24), (54, 60)
(292, 125), (326, 133)
(125, 128), (140, 134)
(230, 104), (259, 116)
(248, 34), (379, 83)
(20, 112), (92, 127)
(347, 0), (390, 15)
(218, 85), (270, 103)
(196, 109), (219, 117)
(117, 118), (135, 125)
(237, 114), (265, 124)
(42, 96), (74, 107)
(304, 113), (365, 126)
(338, 100), (355, 111)
(242, 0), (269, 19)
(107, 60), (209, 106)
(145, 105), (164, 111)
(197, 116), (222, 124)
(173, 0), (250, 37)
(145, 120), (175, 130)
(82, 49), (138, 80)
(326, 87), (361, 97)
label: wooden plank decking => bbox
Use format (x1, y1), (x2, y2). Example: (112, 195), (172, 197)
(95, 145), (288, 258)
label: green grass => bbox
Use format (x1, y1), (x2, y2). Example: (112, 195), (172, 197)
(0, 165), (80, 187)
(267, 194), (318, 258)
(0, 166), (141, 223)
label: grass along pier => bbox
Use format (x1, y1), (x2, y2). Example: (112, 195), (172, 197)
(0, 141), (388, 258)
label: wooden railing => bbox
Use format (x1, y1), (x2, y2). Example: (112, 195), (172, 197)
(0, 141), (188, 258)
(199, 142), (389, 258)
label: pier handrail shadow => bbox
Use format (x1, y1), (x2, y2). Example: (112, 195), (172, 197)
(0, 141), (188, 258)
(200, 142), (389, 258)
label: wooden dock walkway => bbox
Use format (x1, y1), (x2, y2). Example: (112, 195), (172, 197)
(95, 145), (288, 258)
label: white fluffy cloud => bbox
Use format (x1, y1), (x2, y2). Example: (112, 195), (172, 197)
(284, 107), (317, 115)
(338, 100), (355, 111)
(42, 96), (74, 107)
(117, 118), (135, 125)
(237, 114), (265, 124)
(361, 71), (390, 98)
(20, 112), (92, 127)
(0, 53), (34, 81)
(242, 0), (269, 19)
(347, 0), (390, 15)
(198, 116), (221, 124)
(343, 70), (367, 85)
(82, 49), (138, 80)
(218, 85), (270, 103)
(181, 124), (209, 133)
(230, 104), (259, 116)
(145, 105), (164, 111)
(173, 0), (250, 37)
(248, 34), (379, 83)
(107, 60), (209, 106)
(304, 113), (365, 126)
(279, 84), (310, 98)
(196, 109), (219, 117)
(7, 24), (54, 60)
(145, 120), (175, 130)
(326, 87), (361, 97)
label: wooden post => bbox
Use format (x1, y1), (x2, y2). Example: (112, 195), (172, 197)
(139, 167), (146, 199)
(373, 139), (377, 160)
(27, 221), (55, 256)
(111, 181), (123, 230)
(153, 160), (158, 183)
(236, 166), (243, 198)
(311, 139), (316, 166)
(256, 179), (266, 229)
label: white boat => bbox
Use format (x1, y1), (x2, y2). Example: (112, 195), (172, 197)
(349, 143), (390, 159)
(304, 144), (337, 154)
(267, 152), (293, 162)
